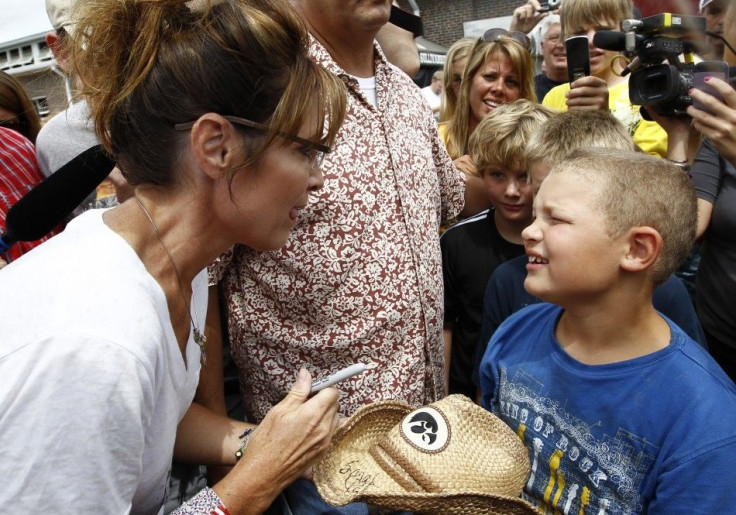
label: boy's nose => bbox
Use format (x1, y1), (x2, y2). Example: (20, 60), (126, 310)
(521, 218), (541, 242)
(506, 180), (521, 197)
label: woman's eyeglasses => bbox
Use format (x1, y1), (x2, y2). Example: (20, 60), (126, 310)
(175, 115), (331, 170)
(482, 28), (532, 52)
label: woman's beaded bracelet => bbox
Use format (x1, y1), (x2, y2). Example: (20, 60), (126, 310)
(234, 427), (255, 461)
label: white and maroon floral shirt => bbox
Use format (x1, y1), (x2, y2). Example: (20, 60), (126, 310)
(210, 38), (465, 422)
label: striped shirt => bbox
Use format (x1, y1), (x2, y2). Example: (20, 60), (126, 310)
(1, 127), (60, 262)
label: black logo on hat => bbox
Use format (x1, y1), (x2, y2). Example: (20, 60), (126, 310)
(408, 412), (439, 445)
(401, 407), (450, 453)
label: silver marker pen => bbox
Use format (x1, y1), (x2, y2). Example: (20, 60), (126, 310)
(310, 363), (367, 393)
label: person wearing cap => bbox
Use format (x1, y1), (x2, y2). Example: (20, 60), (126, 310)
(36, 0), (127, 216)
(700, 0), (728, 60)
(204, 0), (489, 512)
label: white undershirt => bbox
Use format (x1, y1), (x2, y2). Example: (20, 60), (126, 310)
(355, 75), (377, 107)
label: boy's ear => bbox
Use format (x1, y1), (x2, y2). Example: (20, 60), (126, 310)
(620, 227), (662, 273)
(189, 113), (243, 181)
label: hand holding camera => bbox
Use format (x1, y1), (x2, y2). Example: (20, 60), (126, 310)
(593, 13), (730, 118)
(564, 35), (611, 111)
(509, 0), (552, 34)
(688, 76), (736, 166)
(565, 76), (611, 111)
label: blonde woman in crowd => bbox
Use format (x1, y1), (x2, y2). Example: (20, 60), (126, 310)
(442, 33), (536, 175)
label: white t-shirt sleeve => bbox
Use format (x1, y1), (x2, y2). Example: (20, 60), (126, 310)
(0, 332), (155, 511)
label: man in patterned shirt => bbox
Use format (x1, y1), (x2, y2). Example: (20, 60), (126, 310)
(205, 0), (486, 512)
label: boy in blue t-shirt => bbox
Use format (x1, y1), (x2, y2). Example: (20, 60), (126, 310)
(480, 148), (736, 513)
(472, 111), (706, 391)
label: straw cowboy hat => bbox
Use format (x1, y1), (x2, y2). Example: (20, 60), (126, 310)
(314, 394), (536, 514)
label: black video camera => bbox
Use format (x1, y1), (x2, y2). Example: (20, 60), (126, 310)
(593, 13), (728, 117)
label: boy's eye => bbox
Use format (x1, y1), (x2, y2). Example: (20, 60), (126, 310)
(548, 214), (568, 224)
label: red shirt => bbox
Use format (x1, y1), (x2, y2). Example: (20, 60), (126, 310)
(0, 127), (60, 263)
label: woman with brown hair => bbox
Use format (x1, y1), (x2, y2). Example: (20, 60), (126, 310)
(0, 71), (42, 144)
(442, 34), (536, 172)
(0, 0), (346, 513)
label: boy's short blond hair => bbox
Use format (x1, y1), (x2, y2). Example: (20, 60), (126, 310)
(469, 99), (556, 175)
(525, 110), (636, 167)
(553, 149), (697, 285)
(561, 0), (634, 36)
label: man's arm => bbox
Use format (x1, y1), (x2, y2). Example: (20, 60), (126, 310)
(375, 3), (420, 77)
(461, 170), (492, 217)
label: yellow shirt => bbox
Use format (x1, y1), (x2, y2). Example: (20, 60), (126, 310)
(542, 79), (668, 158)
(438, 121), (449, 146)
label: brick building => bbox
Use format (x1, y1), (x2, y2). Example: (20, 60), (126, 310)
(410, 0), (520, 48)
(0, 0), (706, 119)
(407, 0), (699, 49)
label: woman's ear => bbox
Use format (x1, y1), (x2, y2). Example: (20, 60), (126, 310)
(620, 226), (662, 273)
(189, 113), (243, 181)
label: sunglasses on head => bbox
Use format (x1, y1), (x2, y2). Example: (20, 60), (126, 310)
(482, 28), (532, 52)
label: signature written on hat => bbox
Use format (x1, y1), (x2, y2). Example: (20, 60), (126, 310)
(314, 394), (537, 515)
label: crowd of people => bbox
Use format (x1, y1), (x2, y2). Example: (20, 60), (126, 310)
(1, 0), (736, 513)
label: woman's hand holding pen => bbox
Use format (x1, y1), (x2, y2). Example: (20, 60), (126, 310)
(213, 368), (339, 513)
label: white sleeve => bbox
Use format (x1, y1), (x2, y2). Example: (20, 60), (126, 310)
(0, 332), (155, 511)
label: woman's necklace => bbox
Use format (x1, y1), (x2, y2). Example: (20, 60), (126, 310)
(135, 196), (207, 366)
